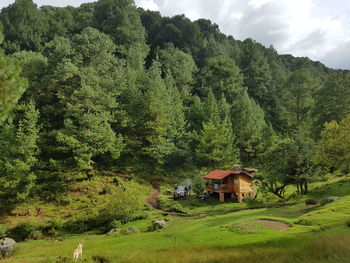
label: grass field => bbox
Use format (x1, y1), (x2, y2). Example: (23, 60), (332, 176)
(2, 176), (350, 263)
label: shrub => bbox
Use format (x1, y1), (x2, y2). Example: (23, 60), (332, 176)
(28, 229), (43, 240)
(108, 220), (122, 229)
(92, 255), (111, 263)
(192, 173), (206, 195)
(8, 222), (38, 241)
(104, 183), (145, 222)
(40, 218), (65, 237)
(346, 220), (350, 227)
(0, 225), (7, 239)
(295, 219), (313, 226)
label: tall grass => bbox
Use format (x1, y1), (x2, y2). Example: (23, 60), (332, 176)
(120, 234), (350, 263)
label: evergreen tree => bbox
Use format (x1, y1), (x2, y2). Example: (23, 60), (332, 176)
(93, 0), (146, 57)
(0, 26), (28, 123)
(0, 0), (48, 52)
(55, 28), (125, 175)
(284, 70), (316, 131)
(0, 101), (39, 209)
(196, 93), (239, 169)
(313, 72), (350, 136)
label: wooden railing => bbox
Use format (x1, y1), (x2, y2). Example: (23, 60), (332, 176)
(207, 183), (233, 192)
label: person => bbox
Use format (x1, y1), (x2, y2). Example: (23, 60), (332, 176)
(184, 185), (189, 199)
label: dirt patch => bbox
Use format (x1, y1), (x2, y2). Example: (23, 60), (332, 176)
(229, 220), (260, 234)
(256, 219), (290, 231)
(147, 189), (160, 209)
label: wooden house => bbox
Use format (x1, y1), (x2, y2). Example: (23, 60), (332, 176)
(203, 167), (256, 202)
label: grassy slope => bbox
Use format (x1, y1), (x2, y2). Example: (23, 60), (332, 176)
(2, 176), (350, 263)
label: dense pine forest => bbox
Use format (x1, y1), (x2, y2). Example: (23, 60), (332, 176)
(0, 0), (350, 212)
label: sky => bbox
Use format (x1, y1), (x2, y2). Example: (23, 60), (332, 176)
(1, 0), (350, 69)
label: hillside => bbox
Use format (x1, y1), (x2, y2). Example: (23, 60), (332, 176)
(1, 175), (350, 262)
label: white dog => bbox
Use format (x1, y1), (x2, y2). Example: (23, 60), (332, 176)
(73, 243), (83, 261)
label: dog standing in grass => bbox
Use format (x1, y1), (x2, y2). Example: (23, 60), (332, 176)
(73, 243), (83, 261)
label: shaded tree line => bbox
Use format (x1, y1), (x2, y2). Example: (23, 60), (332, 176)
(0, 0), (349, 207)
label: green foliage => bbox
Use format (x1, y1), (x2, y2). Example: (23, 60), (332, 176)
(8, 222), (39, 241)
(0, 35), (28, 123)
(196, 93), (239, 169)
(283, 70), (316, 131)
(313, 72), (350, 136)
(0, 0), (48, 52)
(0, 0), (349, 221)
(0, 101), (39, 208)
(0, 225), (7, 239)
(93, 0), (146, 56)
(104, 182), (145, 223)
(315, 115), (350, 173)
(92, 255), (111, 263)
(259, 133), (315, 198)
(192, 172), (206, 195)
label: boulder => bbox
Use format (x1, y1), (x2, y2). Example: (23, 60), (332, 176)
(106, 228), (120, 235)
(326, 196), (338, 202)
(0, 238), (16, 258)
(153, 220), (166, 229)
(125, 227), (139, 234)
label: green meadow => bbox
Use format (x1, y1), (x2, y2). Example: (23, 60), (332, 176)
(2, 176), (350, 263)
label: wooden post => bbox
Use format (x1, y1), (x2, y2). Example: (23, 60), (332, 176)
(237, 193), (243, 203)
(219, 192), (225, 202)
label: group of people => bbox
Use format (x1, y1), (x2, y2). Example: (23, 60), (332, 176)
(170, 184), (192, 200)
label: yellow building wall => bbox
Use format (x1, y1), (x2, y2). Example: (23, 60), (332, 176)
(238, 174), (253, 193)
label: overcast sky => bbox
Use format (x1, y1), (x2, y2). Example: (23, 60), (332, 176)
(1, 0), (350, 69)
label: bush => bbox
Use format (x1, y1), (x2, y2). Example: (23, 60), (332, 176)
(40, 218), (64, 237)
(0, 225), (7, 239)
(346, 220), (350, 227)
(8, 222), (38, 241)
(295, 219), (313, 226)
(108, 220), (122, 229)
(104, 183), (145, 223)
(192, 173), (206, 195)
(92, 255), (111, 263)
(28, 229), (43, 240)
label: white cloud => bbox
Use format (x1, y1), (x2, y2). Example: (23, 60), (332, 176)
(1, 0), (350, 69)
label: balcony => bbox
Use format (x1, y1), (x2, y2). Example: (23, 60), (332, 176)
(207, 183), (233, 192)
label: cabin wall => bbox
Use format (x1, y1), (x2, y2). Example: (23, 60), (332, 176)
(232, 174), (240, 192)
(238, 174), (253, 193)
(226, 175), (233, 191)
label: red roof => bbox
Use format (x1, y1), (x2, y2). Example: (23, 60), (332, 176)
(203, 170), (240, 180)
(203, 169), (255, 180)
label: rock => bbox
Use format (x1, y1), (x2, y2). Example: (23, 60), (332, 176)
(106, 228), (120, 235)
(153, 220), (166, 229)
(125, 227), (139, 234)
(326, 196), (338, 202)
(0, 238), (16, 258)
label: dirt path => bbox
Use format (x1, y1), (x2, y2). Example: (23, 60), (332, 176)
(146, 181), (189, 216)
(147, 188), (160, 209)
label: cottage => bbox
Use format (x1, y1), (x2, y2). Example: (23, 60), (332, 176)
(203, 166), (256, 202)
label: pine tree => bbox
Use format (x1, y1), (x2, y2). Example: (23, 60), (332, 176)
(0, 26), (28, 123)
(196, 93), (239, 169)
(0, 101), (39, 209)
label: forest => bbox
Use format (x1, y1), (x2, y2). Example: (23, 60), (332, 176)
(0, 0), (350, 211)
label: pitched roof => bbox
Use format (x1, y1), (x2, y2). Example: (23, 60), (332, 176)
(203, 169), (255, 180)
(203, 170), (240, 180)
(243, 168), (257, 173)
